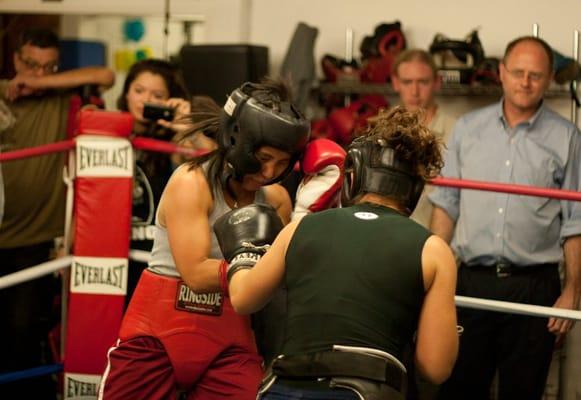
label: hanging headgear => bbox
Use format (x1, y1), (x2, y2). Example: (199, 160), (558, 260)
(341, 136), (424, 214)
(429, 29), (485, 85)
(218, 82), (310, 183)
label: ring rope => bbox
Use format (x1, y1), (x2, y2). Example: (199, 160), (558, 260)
(456, 295), (581, 321)
(0, 256), (73, 290)
(131, 136), (207, 158)
(0, 137), (206, 164)
(430, 176), (581, 202)
(0, 139), (75, 162)
(1, 139), (578, 202)
(0, 363), (63, 384)
(129, 249), (150, 264)
(124, 250), (581, 321)
(2, 253), (580, 322)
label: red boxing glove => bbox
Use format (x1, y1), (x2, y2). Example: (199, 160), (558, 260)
(293, 139), (346, 221)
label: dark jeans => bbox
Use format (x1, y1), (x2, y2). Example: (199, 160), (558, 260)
(438, 264), (561, 400)
(0, 242), (59, 400)
(260, 382), (359, 400)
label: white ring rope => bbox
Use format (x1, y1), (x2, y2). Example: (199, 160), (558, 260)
(63, 153), (75, 256)
(126, 251), (581, 322)
(0, 250), (149, 290)
(455, 295), (581, 321)
(1, 253), (581, 323)
(129, 249), (151, 264)
(0, 256), (73, 290)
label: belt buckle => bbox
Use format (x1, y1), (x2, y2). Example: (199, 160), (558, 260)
(496, 262), (511, 278)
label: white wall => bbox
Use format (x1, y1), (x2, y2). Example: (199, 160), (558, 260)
(3, 0), (578, 136)
(248, 0), (581, 123)
(0, 0), (250, 42)
(3, 0), (581, 69)
(60, 14), (204, 108)
(250, 0), (581, 74)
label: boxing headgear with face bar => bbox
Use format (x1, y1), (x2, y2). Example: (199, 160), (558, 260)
(341, 136), (424, 215)
(218, 83), (311, 184)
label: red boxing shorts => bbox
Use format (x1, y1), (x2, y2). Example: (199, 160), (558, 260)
(99, 270), (262, 400)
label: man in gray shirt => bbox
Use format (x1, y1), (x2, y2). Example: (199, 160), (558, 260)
(391, 49), (457, 229)
(429, 36), (581, 400)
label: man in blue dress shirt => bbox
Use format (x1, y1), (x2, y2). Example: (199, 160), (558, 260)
(430, 36), (581, 400)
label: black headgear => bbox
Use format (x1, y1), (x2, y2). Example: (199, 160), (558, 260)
(429, 30), (485, 85)
(218, 83), (310, 183)
(341, 137), (424, 214)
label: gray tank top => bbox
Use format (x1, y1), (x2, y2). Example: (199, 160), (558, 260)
(148, 164), (267, 277)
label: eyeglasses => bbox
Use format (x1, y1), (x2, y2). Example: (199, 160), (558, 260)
(17, 53), (59, 73)
(505, 67), (545, 82)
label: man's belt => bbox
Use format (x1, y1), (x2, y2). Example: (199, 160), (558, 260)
(462, 262), (558, 278)
(272, 350), (406, 393)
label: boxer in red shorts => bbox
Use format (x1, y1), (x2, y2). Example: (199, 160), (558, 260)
(99, 78), (346, 399)
(98, 79), (309, 400)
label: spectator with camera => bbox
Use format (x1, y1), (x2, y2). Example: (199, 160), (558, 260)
(116, 58), (192, 304)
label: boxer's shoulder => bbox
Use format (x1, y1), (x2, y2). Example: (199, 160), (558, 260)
(262, 183), (292, 222)
(159, 163), (213, 218)
(167, 164), (210, 193)
(263, 183), (290, 204)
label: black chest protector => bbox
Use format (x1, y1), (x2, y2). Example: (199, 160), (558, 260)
(218, 83), (310, 183)
(341, 138), (424, 215)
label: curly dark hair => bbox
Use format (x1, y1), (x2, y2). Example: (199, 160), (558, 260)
(359, 106), (444, 181)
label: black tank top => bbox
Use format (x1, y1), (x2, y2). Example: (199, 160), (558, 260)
(282, 202), (430, 360)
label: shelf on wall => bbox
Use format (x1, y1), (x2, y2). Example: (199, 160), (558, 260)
(317, 82), (573, 99)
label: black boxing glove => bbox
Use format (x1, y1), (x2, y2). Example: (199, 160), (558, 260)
(214, 203), (284, 281)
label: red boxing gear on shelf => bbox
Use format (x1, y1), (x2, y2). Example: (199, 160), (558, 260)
(321, 54), (361, 83)
(327, 95), (388, 145)
(293, 139), (346, 221)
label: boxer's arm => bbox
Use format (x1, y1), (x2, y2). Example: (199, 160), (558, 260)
(415, 235), (458, 384)
(163, 167), (222, 292)
(429, 206), (455, 244)
(265, 183), (292, 225)
(548, 235), (581, 334)
(229, 220), (299, 314)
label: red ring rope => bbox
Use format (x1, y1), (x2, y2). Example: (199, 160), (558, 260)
(430, 177), (581, 202)
(0, 140), (75, 162)
(0, 137), (208, 163)
(131, 137), (208, 158)
(1, 137), (578, 202)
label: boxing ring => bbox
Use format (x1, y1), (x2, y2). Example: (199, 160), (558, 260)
(0, 109), (580, 398)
